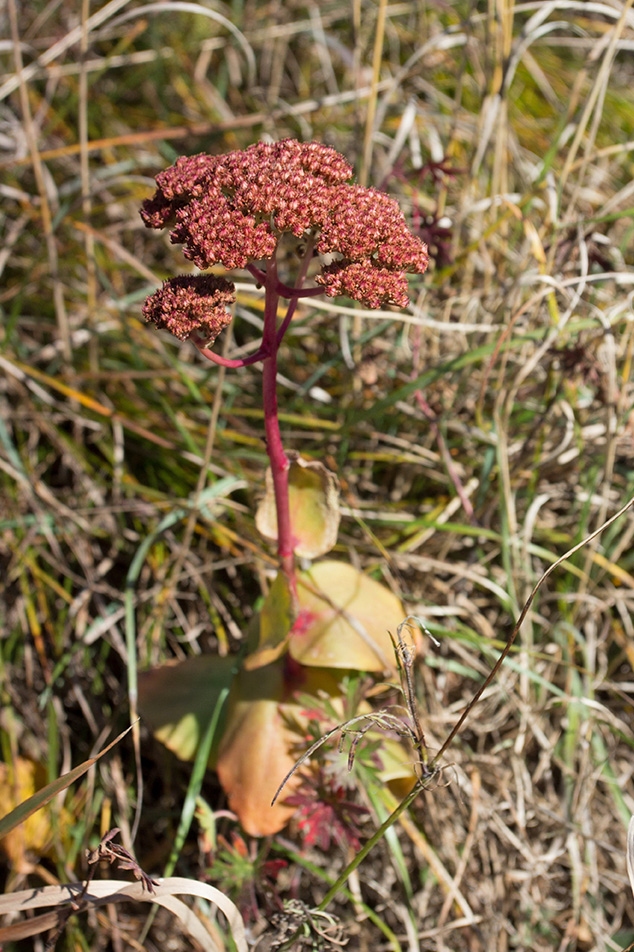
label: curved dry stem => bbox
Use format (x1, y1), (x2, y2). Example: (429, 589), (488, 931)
(432, 490), (634, 765)
(0, 877), (247, 952)
(270, 711), (414, 807)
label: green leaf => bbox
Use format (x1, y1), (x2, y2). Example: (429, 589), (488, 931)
(243, 570), (295, 670)
(137, 655), (236, 766)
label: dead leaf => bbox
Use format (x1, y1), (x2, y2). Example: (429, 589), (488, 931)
(216, 661), (341, 836)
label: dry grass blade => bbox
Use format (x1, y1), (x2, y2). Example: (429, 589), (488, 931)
(433, 491), (634, 764)
(623, 818), (634, 950)
(627, 816), (634, 893)
(105, 2), (256, 83)
(0, 877), (247, 952)
(0, 725), (133, 841)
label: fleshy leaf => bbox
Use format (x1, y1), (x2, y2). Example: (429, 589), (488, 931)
(290, 561), (404, 672)
(242, 570), (295, 671)
(373, 735), (419, 793)
(216, 660), (341, 836)
(255, 455), (340, 558)
(138, 655), (236, 766)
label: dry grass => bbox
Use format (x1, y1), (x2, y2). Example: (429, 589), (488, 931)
(2, 0), (634, 949)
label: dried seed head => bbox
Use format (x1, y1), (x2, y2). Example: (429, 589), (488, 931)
(315, 260), (411, 309)
(141, 139), (429, 313)
(142, 274), (235, 342)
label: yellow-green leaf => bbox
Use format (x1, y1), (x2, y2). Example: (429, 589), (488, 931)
(255, 455), (340, 558)
(290, 561), (404, 672)
(243, 570), (295, 670)
(138, 655), (236, 766)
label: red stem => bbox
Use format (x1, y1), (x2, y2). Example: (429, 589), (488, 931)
(194, 243), (317, 592)
(191, 334), (268, 367)
(246, 260), (321, 301)
(261, 257), (296, 591)
(275, 283), (323, 300)
(276, 235), (316, 344)
(246, 262), (267, 285)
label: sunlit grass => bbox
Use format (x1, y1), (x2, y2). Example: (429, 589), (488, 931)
(2, 0), (634, 948)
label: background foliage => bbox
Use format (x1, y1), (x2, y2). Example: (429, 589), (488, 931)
(2, 0), (634, 949)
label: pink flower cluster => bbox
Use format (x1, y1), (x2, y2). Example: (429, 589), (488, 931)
(141, 140), (353, 271)
(141, 139), (428, 339)
(142, 274), (234, 342)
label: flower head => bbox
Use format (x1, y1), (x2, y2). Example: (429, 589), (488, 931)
(142, 274), (235, 342)
(316, 260), (411, 308)
(141, 139), (428, 312)
(141, 140), (353, 272)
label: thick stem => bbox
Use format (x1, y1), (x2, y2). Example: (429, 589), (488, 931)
(247, 241), (319, 301)
(261, 257), (296, 590)
(199, 243), (318, 589)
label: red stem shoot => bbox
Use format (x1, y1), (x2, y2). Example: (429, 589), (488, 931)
(191, 335), (268, 367)
(261, 256), (296, 591)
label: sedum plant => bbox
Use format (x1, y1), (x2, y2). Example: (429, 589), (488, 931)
(138, 139), (429, 836)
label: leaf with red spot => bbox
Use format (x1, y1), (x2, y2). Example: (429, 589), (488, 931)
(242, 570), (295, 671)
(290, 561), (404, 672)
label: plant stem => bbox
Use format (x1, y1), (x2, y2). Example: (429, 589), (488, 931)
(191, 336), (268, 367)
(275, 235), (316, 344)
(261, 256), (296, 590)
